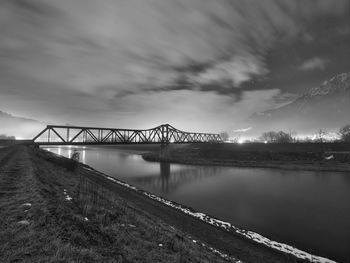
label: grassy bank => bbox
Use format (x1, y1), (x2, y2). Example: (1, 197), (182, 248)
(142, 143), (350, 172)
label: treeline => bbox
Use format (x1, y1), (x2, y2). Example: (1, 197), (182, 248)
(223, 124), (350, 143)
(260, 124), (350, 143)
(259, 131), (294, 143)
(0, 134), (16, 140)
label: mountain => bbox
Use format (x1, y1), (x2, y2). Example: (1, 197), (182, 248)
(0, 110), (45, 139)
(250, 73), (350, 135)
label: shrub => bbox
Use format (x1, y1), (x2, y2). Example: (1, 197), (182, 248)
(338, 125), (350, 142)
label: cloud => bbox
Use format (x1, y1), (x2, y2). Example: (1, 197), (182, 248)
(298, 57), (328, 71)
(191, 53), (268, 87)
(107, 89), (281, 132)
(233, 127), (252, 133)
(273, 92), (299, 108)
(1, 0), (346, 95)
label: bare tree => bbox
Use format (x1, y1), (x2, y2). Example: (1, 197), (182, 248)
(219, 131), (229, 141)
(0, 134), (16, 140)
(338, 124), (350, 142)
(259, 131), (293, 143)
(230, 136), (240, 143)
(260, 131), (274, 142)
(314, 129), (328, 142)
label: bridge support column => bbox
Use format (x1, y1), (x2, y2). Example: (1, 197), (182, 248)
(159, 143), (170, 160)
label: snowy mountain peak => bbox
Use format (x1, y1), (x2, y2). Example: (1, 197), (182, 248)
(250, 72), (350, 135)
(306, 72), (350, 97)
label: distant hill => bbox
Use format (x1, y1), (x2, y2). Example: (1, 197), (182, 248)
(250, 73), (350, 135)
(0, 110), (45, 139)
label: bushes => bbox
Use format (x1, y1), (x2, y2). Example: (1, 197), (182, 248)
(259, 131), (294, 143)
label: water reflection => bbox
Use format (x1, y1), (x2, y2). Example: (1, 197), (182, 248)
(160, 162), (170, 193)
(131, 163), (225, 194)
(46, 146), (86, 163)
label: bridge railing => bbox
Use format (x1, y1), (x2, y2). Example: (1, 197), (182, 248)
(32, 124), (222, 145)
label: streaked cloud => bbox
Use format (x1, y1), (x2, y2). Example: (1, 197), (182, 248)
(233, 127), (252, 133)
(273, 92), (299, 108)
(191, 53), (268, 87)
(298, 57), (328, 71)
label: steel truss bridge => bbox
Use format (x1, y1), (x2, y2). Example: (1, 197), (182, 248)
(33, 124), (222, 145)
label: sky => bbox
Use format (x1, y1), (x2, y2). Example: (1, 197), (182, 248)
(0, 0), (349, 137)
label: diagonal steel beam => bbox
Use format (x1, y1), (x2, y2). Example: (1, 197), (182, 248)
(51, 128), (66, 143)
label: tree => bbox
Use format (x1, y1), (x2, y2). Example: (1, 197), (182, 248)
(220, 131), (229, 141)
(260, 131), (277, 143)
(0, 134), (16, 140)
(314, 129), (328, 142)
(338, 125), (350, 142)
(275, 131), (293, 143)
(259, 131), (293, 143)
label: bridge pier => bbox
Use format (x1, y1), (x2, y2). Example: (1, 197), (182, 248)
(159, 143), (170, 160)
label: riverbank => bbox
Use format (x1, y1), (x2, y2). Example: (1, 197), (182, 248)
(0, 145), (338, 263)
(142, 143), (350, 172)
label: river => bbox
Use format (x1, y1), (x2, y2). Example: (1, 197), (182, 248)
(44, 145), (350, 262)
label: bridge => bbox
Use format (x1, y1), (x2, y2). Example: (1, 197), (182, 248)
(33, 124), (222, 145)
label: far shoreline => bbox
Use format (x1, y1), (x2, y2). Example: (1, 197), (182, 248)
(141, 142), (350, 173)
(142, 153), (350, 172)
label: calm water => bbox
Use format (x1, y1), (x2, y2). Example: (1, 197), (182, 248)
(45, 146), (350, 261)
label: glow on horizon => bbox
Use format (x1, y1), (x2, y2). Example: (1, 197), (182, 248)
(237, 138), (246, 144)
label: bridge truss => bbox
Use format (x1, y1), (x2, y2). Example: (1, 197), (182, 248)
(33, 124), (222, 145)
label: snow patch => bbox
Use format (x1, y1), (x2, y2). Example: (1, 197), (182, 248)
(325, 155), (334, 160)
(17, 220), (30, 225)
(63, 189), (72, 201)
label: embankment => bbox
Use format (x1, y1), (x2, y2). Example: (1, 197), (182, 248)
(143, 142), (350, 172)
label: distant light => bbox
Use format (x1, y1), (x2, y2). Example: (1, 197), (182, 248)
(264, 140), (268, 144)
(238, 138), (245, 144)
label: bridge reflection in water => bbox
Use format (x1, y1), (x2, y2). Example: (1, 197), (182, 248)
(130, 162), (224, 194)
(45, 146), (223, 195)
